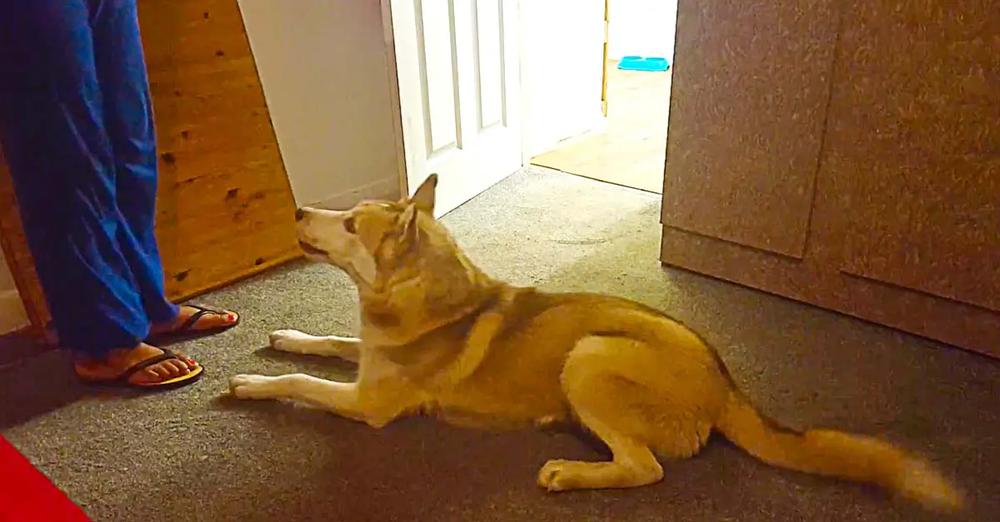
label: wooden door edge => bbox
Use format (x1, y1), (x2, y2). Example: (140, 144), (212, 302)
(0, 235), (41, 331)
(600, 0), (609, 117)
(0, 154), (49, 336)
(380, 0), (410, 198)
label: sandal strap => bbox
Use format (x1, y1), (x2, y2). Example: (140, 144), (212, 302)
(118, 348), (188, 382)
(177, 304), (229, 332)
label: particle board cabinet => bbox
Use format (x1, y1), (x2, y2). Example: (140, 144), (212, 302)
(0, 0), (300, 335)
(661, 0), (1000, 357)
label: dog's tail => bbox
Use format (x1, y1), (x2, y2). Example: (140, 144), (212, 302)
(715, 389), (963, 512)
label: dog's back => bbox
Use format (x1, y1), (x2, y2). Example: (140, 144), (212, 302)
(411, 285), (962, 510)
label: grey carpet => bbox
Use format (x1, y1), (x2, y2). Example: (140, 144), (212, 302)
(1, 167), (997, 521)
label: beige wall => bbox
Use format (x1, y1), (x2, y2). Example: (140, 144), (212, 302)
(238, 0), (401, 208)
(607, 0), (678, 60)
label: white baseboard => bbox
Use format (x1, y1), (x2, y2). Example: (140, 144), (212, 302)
(0, 290), (28, 335)
(308, 176), (401, 210)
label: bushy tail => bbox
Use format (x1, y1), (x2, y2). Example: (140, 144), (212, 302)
(715, 390), (963, 512)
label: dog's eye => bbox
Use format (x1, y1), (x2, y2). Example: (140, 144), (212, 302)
(343, 217), (357, 234)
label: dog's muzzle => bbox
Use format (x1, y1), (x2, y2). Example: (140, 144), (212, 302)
(298, 241), (327, 256)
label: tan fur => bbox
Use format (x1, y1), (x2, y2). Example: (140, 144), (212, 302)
(230, 175), (962, 511)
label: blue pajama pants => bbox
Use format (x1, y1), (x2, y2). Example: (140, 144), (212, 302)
(0, 0), (178, 357)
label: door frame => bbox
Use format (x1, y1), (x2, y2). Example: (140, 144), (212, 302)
(601, 0), (609, 117)
(379, 0), (411, 197)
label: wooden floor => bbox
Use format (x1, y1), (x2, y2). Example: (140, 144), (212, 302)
(531, 60), (671, 193)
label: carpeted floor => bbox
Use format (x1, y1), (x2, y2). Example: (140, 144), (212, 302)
(1, 167), (997, 521)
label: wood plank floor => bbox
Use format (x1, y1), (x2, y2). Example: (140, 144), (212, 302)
(532, 60), (671, 193)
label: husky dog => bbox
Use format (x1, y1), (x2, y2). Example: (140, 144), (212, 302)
(230, 175), (961, 511)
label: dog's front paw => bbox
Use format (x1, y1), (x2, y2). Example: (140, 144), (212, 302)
(269, 329), (311, 353)
(229, 374), (279, 399)
(537, 459), (575, 492)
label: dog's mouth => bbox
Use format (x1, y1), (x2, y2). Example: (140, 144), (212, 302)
(298, 241), (327, 256)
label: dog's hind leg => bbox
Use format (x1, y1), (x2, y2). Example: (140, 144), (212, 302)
(538, 337), (666, 491)
(538, 420), (662, 491)
(269, 329), (360, 362)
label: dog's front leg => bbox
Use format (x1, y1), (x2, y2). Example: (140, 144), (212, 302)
(228, 373), (416, 427)
(269, 329), (360, 362)
(229, 374), (373, 423)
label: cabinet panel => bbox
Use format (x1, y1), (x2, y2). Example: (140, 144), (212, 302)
(661, 226), (1000, 358)
(661, 0), (838, 258)
(829, 0), (1000, 311)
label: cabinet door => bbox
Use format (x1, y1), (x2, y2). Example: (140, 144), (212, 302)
(661, 0), (840, 258)
(828, 0), (1000, 312)
(660, 0), (1000, 357)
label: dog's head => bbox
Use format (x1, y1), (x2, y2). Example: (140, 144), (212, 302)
(294, 174), (454, 292)
(298, 174), (496, 344)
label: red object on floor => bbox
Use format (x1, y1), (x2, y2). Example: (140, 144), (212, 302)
(0, 435), (90, 521)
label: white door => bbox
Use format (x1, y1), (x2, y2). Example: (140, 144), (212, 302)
(389, 0), (522, 216)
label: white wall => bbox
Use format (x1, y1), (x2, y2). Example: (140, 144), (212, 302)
(0, 255), (28, 334)
(520, 0), (607, 158)
(607, 0), (678, 60)
(238, 0), (401, 209)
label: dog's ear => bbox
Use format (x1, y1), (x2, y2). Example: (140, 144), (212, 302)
(410, 174), (437, 214)
(397, 201), (421, 248)
(395, 174), (436, 250)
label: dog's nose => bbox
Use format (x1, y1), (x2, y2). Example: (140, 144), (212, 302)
(295, 208), (305, 221)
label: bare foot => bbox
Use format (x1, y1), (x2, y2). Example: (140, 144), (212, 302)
(151, 305), (239, 336)
(74, 343), (199, 386)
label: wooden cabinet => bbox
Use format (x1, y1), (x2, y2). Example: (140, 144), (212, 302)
(829, 0), (1000, 312)
(0, 0), (300, 335)
(661, 0), (1000, 357)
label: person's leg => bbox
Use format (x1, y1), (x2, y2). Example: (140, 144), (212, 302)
(0, 0), (148, 355)
(0, 0), (196, 385)
(90, 0), (176, 325)
(91, 0), (238, 334)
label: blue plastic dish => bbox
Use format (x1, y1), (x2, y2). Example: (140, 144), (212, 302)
(618, 56), (670, 72)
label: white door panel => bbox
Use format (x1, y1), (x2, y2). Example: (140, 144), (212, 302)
(391, 0), (522, 216)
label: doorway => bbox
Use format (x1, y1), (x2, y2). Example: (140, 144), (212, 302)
(385, 0), (678, 214)
(529, 0), (676, 194)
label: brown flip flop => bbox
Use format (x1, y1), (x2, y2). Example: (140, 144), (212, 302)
(149, 304), (240, 343)
(78, 348), (204, 390)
